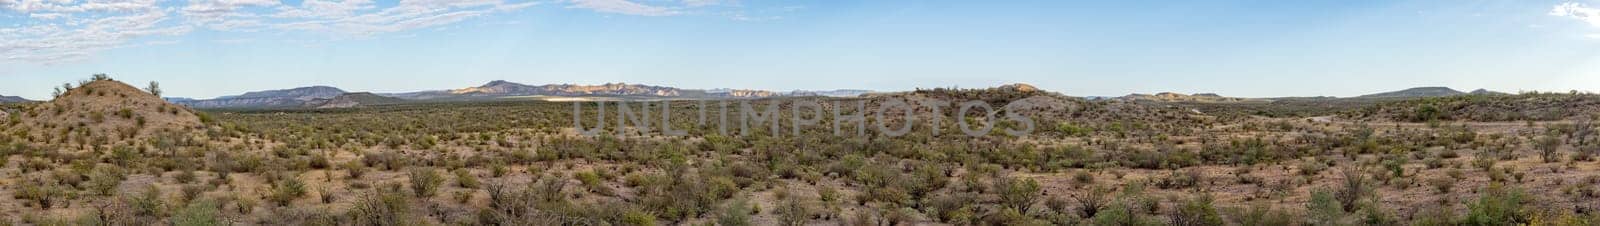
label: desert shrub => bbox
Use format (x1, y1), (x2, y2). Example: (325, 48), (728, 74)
(1462, 184), (1530, 225)
(1092, 199), (1160, 226)
(350, 185), (416, 226)
(1072, 170), (1095, 185)
(309, 153), (330, 169)
(1334, 167), (1372, 212)
(1429, 177), (1455, 194)
(1306, 190), (1348, 225)
(175, 170), (196, 184)
(1074, 185), (1110, 218)
(1538, 136), (1562, 163)
(15, 178), (64, 209)
(364, 151), (407, 170)
(1425, 157), (1446, 169)
(924, 192), (979, 224)
(344, 161), (367, 179)
(1169, 194), (1224, 226)
(127, 184), (167, 219)
(170, 199), (223, 226)
(994, 177), (1042, 213)
(455, 169), (480, 189)
(85, 166), (126, 196)
(267, 177), (307, 206)
(1411, 203), (1456, 226)
(179, 185), (206, 204)
(1155, 169), (1203, 189)
(1299, 158), (1329, 176)
(1225, 202), (1296, 226)
(575, 170), (615, 196)
(409, 167), (443, 198)
(777, 192), (812, 226)
(717, 197), (754, 226)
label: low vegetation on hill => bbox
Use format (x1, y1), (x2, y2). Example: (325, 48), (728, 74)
(1346, 92), (1600, 122)
(0, 76), (1598, 225)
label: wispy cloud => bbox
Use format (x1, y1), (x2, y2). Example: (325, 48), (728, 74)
(2, 0), (788, 65)
(567, 0), (679, 16)
(1, 0), (541, 65)
(1, 3), (186, 65)
(1552, 2), (1600, 28)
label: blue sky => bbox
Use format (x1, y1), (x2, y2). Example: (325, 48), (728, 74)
(3, 0), (1600, 100)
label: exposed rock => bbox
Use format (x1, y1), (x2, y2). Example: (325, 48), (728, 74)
(305, 92), (407, 109)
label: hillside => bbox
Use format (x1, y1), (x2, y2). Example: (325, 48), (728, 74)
(305, 92), (407, 108)
(1357, 87), (1465, 98)
(0, 95), (29, 103)
(1345, 92), (1600, 122)
(172, 86), (345, 108)
(7, 79), (203, 146)
(1117, 92), (1256, 102)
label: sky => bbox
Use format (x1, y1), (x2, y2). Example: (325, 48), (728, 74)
(3, 0), (1600, 100)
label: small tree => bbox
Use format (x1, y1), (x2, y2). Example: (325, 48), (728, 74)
(146, 81), (162, 97)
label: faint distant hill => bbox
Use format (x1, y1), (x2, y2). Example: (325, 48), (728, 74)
(171, 86), (345, 109)
(1116, 92), (1258, 102)
(788, 89), (874, 97)
(386, 80), (687, 100)
(383, 80), (869, 100)
(305, 92), (406, 109)
(0, 95), (31, 103)
(1356, 87), (1466, 98)
(1469, 89), (1509, 95)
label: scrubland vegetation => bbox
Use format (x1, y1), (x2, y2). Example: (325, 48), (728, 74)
(1, 76), (1599, 225)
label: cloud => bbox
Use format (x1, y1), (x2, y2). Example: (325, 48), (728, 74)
(2, 0), (784, 65)
(567, 0), (679, 16)
(268, 0), (540, 36)
(682, 0), (725, 7)
(1551, 2), (1600, 27)
(2, 4), (185, 65)
(1, 0), (542, 64)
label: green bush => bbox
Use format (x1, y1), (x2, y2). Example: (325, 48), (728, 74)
(267, 177), (307, 206)
(1170, 194), (1224, 226)
(408, 168), (443, 198)
(170, 199), (223, 226)
(350, 185), (416, 226)
(717, 197), (754, 226)
(994, 177), (1041, 213)
(455, 169), (480, 189)
(1462, 184), (1530, 225)
(1225, 203), (1295, 226)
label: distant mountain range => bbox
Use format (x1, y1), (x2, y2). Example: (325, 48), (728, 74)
(0, 95), (31, 103)
(1117, 92), (1256, 102)
(167, 80), (877, 109)
(1113, 87), (1507, 103)
(169, 86), (346, 109)
(158, 81), (1515, 109)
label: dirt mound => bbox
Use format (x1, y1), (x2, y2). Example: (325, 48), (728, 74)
(8, 79), (203, 146)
